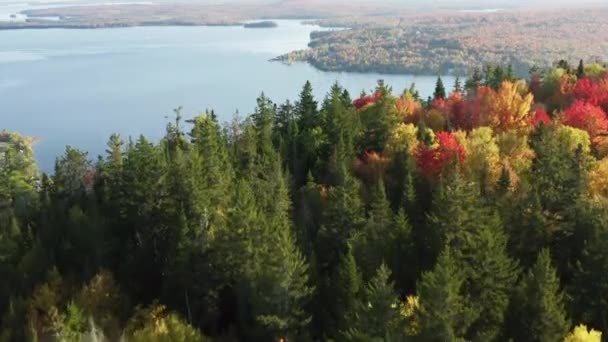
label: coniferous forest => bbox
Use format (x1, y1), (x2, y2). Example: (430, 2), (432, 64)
(3, 62), (608, 341)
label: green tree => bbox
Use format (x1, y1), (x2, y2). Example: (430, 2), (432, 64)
(433, 76), (446, 100)
(342, 264), (404, 341)
(454, 76), (463, 93)
(358, 80), (399, 152)
(417, 249), (474, 341)
(506, 249), (570, 342)
(577, 59), (585, 79)
(428, 171), (518, 340)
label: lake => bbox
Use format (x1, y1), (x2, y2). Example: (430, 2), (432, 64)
(0, 20), (455, 172)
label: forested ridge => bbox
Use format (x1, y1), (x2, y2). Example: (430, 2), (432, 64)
(274, 9), (608, 77)
(3, 62), (608, 341)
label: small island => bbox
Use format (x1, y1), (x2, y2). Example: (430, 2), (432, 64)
(243, 21), (278, 29)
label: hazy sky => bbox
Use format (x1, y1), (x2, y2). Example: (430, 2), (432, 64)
(1, 0), (605, 9)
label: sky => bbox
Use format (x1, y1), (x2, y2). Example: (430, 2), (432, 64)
(1, 0), (606, 9)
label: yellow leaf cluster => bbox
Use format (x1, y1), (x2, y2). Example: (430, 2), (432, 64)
(463, 127), (501, 188)
(564, 324), (602, 342)
(487, 81), (534, 132)
(386, 123), (419, 155)
(588, 158), (608, 198)
(556, 125), (591, 155)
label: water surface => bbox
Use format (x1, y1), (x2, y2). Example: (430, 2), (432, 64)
(0, 20), (454, 171)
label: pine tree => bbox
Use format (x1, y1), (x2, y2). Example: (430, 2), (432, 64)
(465, 67), (483, 94)
(253, 165), (314, 340)
(342, 264), (404, 340)
(427, 171), (518, 340)
(577, 59), (585, 79)
(491, 66), (505, 89)
(353, 179), (393, 281)
(454, 76), (463, 93)
(503, 190), (550, 269)
(318, 82), (358, 184)
(418, 249), (474, 341)
(571, 200), (608, 335)
(312, 242), (362, 340)
(358, 80), (399, 152)
(296, 80), (319, 132)
(506, 64), (516, 81)
(506, 249), (570, 342)
(433, 76), (446, 100)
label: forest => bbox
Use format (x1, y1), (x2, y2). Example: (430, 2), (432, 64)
(3, 61), (608, 341)
(275, 9), (608, 76)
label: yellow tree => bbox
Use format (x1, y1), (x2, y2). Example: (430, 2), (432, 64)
(564, 325), (602, 342)
(485, 81), (534, 132)
(463, 127), (501, 191)
(587, 158), (608, 198)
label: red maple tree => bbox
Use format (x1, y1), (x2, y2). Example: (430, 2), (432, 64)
(415, 132), (466, 177)
(563, 100), (608, 137)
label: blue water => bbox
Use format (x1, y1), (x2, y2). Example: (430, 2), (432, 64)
(0, 20), (454, 171)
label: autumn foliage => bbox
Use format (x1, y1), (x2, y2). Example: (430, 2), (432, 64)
(572, 77), (608, 112)
(529, 108), (552, 127)
(415, 132), (466, 177)
(562, 100), (608, 137)
(353, 91), (382, 110)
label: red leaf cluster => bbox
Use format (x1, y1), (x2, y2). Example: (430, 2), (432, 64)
(353, 91), (382, 110)
(529, 108), (551, 127)
(415, 132), (466, 177)
(572, 78), (608, 111)
(444, 92), (466, 129)
(563, 100), (608, 137)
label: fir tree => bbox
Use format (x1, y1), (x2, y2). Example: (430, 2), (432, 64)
(506, 249), (570, 342)
(433, 76), (446, 100)
(577, 59), (585, 79)
(465, 67), (483, 94)
(454, 76), (463, 93)
(418, 249), (474, 341)
(342, 264), (404, 340)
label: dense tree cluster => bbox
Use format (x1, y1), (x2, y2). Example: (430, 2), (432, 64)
(274, 9), (608, 77)
(3, 64), (608, 341)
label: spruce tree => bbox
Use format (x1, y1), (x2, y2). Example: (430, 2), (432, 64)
(506, 249), (570, 342)
(506, 64), (515, 81)
(454, 76), (463, 93)
(342, 264), (404, 340)
(418, 249), (474, 341)
(465, 67), (483, 94)
(433, 76), (446, 100)
(295, 81), (321, 184)
(353, 179), (393, 281)
(314, 244), (361, 339)
(571, 200), (608, 334)
(358, 80), (399, 152)
(577, 59), (585, 79)
(427, 171), (518, 340)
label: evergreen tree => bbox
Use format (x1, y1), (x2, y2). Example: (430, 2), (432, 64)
(319, 82), (358, 184)
(427, 171), (518, 340)
(571, 200), (608, 334)
(330, 245), (361, 337)
(353, 179), (393, 281)
(465, 67), (483, 94)
(506, 249), (570, 342)
(503, 190), (550, 269)
(454, 76), (463, 93)
(577, 59), (585, 79)
(342, 264), (404, 340)
(433, 76), (446, 100)
(506, 64), (516, 81)
(418, 249), (474, 341)
(358, 80), (399, 152)
(295, 81), (321, 183)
